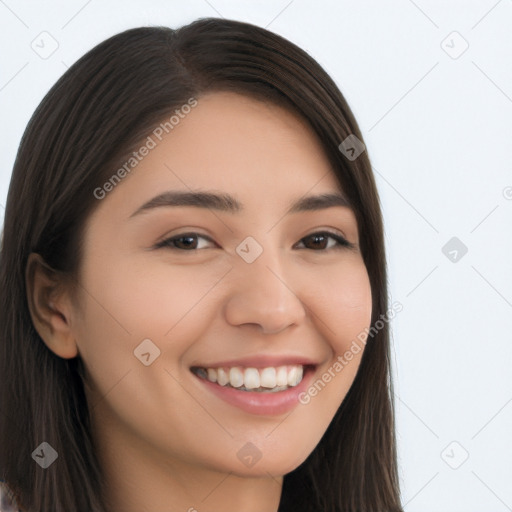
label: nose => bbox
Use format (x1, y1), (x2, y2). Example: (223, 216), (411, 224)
(223, 250), (307, 335)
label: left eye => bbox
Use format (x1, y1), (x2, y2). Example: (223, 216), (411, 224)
(295, 231), (353, 251)
(155, 231), (354, 251)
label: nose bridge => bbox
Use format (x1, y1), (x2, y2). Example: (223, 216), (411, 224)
(223, 239), (306, 334)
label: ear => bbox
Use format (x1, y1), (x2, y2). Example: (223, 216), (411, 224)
(25, 252), (79, 359)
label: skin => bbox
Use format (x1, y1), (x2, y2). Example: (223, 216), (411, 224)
(26, 91), (372, 512)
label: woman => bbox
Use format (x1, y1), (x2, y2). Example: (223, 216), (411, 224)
(0, 17), (402, 512)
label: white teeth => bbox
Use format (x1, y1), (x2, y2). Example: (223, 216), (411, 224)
(217, 367), (229, 386)
(194, 364), (306, 391)
(260, 367), (277, 388)
(287, 366), (298, 386)
(276, 366), (288, 387)
(243, 368), (260, 389)
(229, 367), (244, 388)
(287, 366), (303, 386)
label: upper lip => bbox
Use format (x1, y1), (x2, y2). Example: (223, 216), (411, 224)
(191, 355), (320, 369)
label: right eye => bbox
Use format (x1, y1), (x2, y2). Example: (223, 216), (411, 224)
(154, 232), (217, 251)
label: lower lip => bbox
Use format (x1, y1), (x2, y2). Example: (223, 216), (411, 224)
(192, 366), (316, 416)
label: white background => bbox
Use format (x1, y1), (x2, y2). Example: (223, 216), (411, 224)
(1, 1), (511, 511)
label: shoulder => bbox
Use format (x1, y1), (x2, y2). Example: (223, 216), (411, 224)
(0, 480), (22, 512)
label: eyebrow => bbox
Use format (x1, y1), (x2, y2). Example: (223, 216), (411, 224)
(129, 190), (351, 219)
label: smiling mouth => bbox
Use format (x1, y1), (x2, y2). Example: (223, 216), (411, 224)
(190, 364), (315, 393)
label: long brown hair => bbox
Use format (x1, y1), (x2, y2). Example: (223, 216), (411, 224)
(0, 18), (403, 511)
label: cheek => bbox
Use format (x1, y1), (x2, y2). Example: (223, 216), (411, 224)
(81, 248), (225, 327)
(70, 254), (227, 449)
(73, 252), (230, 374)
(306, 257), (373, 352)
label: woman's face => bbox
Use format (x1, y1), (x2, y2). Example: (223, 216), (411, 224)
(69, 91), (372, 479)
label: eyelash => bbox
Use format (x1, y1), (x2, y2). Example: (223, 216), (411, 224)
(154, 231), (356, 252)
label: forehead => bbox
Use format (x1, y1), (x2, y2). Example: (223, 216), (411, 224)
(91, 90), (345, 221)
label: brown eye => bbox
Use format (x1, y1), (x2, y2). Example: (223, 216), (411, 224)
(155, 233), (215, 251)
(296, 231), (353, 251)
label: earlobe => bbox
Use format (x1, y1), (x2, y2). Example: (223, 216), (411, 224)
(25, 252), (79, 359)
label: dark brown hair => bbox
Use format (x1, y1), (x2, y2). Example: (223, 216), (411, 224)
(0, 18), (402, 511)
